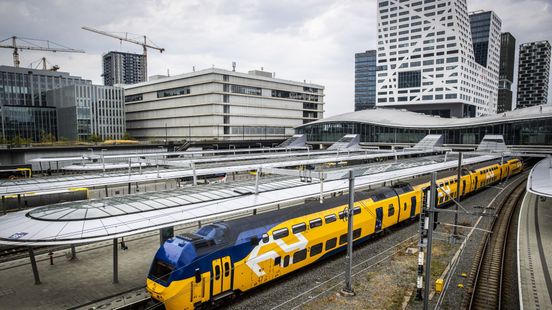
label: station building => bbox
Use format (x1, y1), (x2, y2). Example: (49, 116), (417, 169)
(124, 68), (324, 142)
(295, 104), (552, 146)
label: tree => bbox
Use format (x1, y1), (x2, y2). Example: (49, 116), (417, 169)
(122, 132), (134, 140)
(87, 134), (103, 144)
(40, 130), (56, 144)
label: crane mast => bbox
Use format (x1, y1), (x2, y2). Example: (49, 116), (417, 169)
(82, 26), (164, 80)
(0, 36), (85, 68)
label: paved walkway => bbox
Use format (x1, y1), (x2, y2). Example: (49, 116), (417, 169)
(0, 230), (161, 309)
(518, 192), (552, 310)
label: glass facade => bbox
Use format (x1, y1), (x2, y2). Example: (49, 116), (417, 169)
(398, 71), (421, 88)
(297, 118), (552, 146)
(354, 50), (376, 111)
(1, 105), (57, 142)
(0, 66), (90, 142)
(469, 11), (492, 68)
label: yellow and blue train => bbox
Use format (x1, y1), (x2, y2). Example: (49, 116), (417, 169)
(146, 158), (523, 309)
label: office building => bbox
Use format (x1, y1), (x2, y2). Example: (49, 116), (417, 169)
(0, 66), (90, 142)
(497, 32), (516, 113)
(355, 50), (377, 111)
(375, 0), (501, 117)
(124, 68), (324, 141)
(46, 85), (125, 141)
(469, 11), (502, 70)
(103, 51), (146, 86)
(517, 41), (551, 109)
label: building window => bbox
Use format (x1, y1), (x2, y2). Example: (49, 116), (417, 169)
(124, 94), (143, 102)
(223, 105), (230, 113)
(223, 116), (229, 124)
(157, 87), (190, 98)
(231, 85), (261, 96)
(398, 71), (421, 88)
(223, 94), (229, 103)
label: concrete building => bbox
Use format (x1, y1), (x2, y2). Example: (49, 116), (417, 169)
(498, 32), (516, 113)
(355, 50), (377, 111)
(103, 51), (146, 86)
(375, 1), (501, 117)
(517, 41), (551, 109)
(124, 68), (324, 142)
(46, 84), (125, 141)
(0, 65), (90, 142)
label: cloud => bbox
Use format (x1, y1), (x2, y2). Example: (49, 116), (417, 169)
(0, 0), (550, 117)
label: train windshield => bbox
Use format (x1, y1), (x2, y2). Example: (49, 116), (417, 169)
(196, 224), (227, 244)
(149, 260), (174, 283)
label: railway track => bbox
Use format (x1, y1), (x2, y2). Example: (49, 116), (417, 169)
(465, 179), (526, 309)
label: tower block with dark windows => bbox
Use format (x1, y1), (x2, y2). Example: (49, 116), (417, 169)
(103, 51), (147, 86)
(354, 50), (377, 111)
(517, 41), (551, 109)
(497, 32), (516, 113)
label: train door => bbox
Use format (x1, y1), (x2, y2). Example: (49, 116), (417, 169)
(211, 256), (233, 297)
(462, 180), (466, 196)
(475, 176), (478, 190)
(375, 207), (383, 232)
(410, 196), (417, 218)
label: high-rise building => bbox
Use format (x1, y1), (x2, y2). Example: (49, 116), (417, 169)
(469, 11), (501, 69)
(46, 84), (125, 141)
(376, 0), (501, 117)
(124, 68), (324, 141)
(497, 32), (516, 113)
(517, 41), (551, 109)
(0, 66), (90, 142)
(355, 50), (377, 111)
(103, 51), (146, 86)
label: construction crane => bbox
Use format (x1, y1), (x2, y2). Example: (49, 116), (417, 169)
(29, 57), (60, 71)
(0, 36), (85, 67)
(82, 26), (165, 79)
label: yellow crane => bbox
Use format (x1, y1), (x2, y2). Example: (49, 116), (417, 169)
(82, 26), (165, 79)
(0, 36), (85, 68)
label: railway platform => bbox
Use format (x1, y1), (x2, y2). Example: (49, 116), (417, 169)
(518, 157), (552, 310)
(0, 232), (155, 309)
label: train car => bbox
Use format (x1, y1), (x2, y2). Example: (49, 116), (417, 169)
(146, 158), (522, 309)
(0, 164), (32, 179)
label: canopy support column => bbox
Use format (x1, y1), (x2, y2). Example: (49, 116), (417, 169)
(28, 247), (41, 285)
(113, 238), (118, 284)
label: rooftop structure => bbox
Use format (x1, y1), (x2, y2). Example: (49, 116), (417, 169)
(123, 68), (324, 142)
(375, 1), (501, 117)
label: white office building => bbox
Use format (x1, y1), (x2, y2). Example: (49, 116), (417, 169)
(124, 68), (324, 142)
(375, 0), (501, 117)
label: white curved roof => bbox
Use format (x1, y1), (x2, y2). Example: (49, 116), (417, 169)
(527, 157), (552, 198)
(300, 104), (552, 129)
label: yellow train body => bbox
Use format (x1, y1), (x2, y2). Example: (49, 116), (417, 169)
(147, 158), (522, 309)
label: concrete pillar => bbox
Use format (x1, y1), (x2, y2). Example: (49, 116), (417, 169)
(113, 238), (118, 284)
(28, 248), (41, 285)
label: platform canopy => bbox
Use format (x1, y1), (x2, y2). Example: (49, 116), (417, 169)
(527, 157), (552, 198)
(0, 155), (500, 246)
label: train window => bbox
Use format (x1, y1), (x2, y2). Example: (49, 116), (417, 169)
(310, 243), (323, 256)
(224, 262), (230, 277)
(293, 249), (307, 264)
(274, 256), (281, 266)
(309, 218), (323, 229)
(339, 211), (345, 219)
(292, 223), (306, 234)
(325, 214), (337, 224)
(388, 204), (395, 216)
(339, 233), (348, 245)
(214, 265), (221, 280)
(326, 238), (337, 250)
(404, 203), (407, 211)
(353, 228), (362, 239)
(149, 260), (174, 283)
(273, 228), (289, 240)
(283, 255), (290, 267)
(353, 207), (361, 215)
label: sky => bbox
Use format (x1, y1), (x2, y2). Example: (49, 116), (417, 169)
(1, 0), (551, 117)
